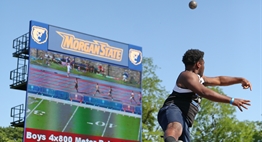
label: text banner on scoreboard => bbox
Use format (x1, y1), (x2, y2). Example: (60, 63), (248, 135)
(25, 20), (143, 142)
(29, 20), (142, 71)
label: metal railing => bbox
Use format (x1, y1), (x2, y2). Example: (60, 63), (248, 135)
(10, 104), (25, 127)
(10, 65), (27, 88)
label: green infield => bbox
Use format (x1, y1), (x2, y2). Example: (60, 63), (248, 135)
(25, 96), (141, 141)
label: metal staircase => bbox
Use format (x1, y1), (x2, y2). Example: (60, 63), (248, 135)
(9, 33), (29, 127)
(10, 33), (29, 91)
(10, 104), (25, 127)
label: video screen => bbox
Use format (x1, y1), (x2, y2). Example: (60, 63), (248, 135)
(24, 48), (142, 142)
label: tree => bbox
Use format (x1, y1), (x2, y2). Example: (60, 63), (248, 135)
(252, 121), (262, 141)
(191, 86), (259, 142)
(0, 126), (23, 142)
(142, 57), (169, 142)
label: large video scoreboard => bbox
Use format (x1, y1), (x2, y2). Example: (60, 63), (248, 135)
(24, 20), (143, 142)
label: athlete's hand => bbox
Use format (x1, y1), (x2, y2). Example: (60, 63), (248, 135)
(241, 78), (252, 91)
(232, 98), (251, 112)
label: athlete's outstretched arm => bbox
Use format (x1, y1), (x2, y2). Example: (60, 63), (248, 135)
(202, 76), (252, 91)
(180, 72), (251, 112)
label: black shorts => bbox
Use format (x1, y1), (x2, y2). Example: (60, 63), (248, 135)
(157, 103), (191, 142)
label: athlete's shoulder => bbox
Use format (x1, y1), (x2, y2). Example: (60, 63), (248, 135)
(179, 71), (199, 79)
(178, 72), (203, 88)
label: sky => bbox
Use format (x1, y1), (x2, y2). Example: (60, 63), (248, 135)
(0, 0), (261, 127)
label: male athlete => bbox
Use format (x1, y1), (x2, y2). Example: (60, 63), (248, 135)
(75, 78), (78, 93)
(123, 70), (129, 82)
(130, 91), (137, 104)
(157, 49), (252, 142)
(67, 63), (71, 77)
(138, 92), (142, 104)
(93, 83), (100, 96)
(108, 87), (113, 100)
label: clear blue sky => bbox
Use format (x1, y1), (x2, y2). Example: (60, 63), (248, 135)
(0, 1), (261, 127)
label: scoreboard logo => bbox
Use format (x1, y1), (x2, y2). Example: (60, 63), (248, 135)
(129, 49), (142, 65)
(57, 31), (123, 62)
(31, 26), (48, 44)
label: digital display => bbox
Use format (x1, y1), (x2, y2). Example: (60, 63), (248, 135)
(24, 21), (142, 142)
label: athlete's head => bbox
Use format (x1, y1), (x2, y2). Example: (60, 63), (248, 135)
(182, 49), (205, 77)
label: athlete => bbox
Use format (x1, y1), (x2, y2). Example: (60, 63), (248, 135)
(123, 70), (129, 82)
(138, 92), (142, 103)
(93, 83), (100, 96)
(130, 91), (137, 104)
(67, 63), (71, 77)
(157, 49), (252, 142)
(71, 58), (75, 70)
(108, 87), (113, 100)
(75, 78), (78, 93)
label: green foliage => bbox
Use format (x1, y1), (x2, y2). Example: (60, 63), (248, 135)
(252, 121), (262, 141)
(142, 57), (168, 142)
(191, 87), (261, 142)
(0, 126), (23, 142)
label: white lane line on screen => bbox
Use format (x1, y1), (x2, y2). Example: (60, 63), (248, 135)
(26, 99), (44, 118)
(102, 112), (112, 137)
(62, 106), (79, 132)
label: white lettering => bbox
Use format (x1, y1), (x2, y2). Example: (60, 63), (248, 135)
(75, 137), (101, 142)
(26, 131), (46, 141)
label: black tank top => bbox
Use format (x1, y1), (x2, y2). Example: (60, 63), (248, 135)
(162, 75), (204, 127)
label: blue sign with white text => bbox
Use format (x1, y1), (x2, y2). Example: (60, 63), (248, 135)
(28, 20), (143, 71)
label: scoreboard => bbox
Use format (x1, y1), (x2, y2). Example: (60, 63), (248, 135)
(24, 20), (143, 142)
